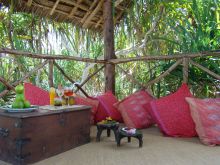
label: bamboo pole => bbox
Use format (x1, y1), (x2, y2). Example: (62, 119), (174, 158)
(54, 62), (89, 97)
(145, 59), (183, 87)
(49, 60), (54, 87)
(0, 60), (49, 98)
(116, 65), (144, 88)
(1, 48), (220, 64)
(190, 60), (220, 80)
(75, 65), (105, 93)
(0, 77), (15, 91)
(0, 48), (107, 64)
(110, 51), (220, 64)
(183, 58), (189, 83)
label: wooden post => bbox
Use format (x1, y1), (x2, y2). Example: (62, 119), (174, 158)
(49, 60), (54, 87)
(103, 0), (116, 94)
(183, 58), (189, 83)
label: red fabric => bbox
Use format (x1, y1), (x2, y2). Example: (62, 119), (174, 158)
(24, 82), (50, 106)
(114, 90), (154, 129)
(75, 96), (99, 125)
(186, 97), (220, 146)
(94, 91), (122, 123)
(150, 83), (196, 137)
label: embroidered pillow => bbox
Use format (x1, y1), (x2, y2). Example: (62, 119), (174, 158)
(150, 83), (196, 137)
(75, 96), (99, 125)
(114, 90), (154, 129)
(186, 97), (220, 146)
(24, 82), (50, 106)
(95, 91), (122, 122)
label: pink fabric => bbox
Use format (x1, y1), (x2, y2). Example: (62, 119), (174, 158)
(150, 83), (196, 137)
(24, 82), (50, 106)
(75, 96), (99, 125)
(94, 91), (122, 123)
(186, 97), (220, 146)
(114, 90), (154, 129)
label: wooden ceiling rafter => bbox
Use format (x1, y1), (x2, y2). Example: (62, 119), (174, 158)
(68, 0), (83, 18)
(82, 0), (104, 28)
(50, 0), (61, 15)
(0, 0), (132, 31)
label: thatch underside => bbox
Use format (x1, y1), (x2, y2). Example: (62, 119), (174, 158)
(0, 0), (132, 31)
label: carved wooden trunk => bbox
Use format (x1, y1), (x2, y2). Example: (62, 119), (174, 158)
(0, 106), (91, 165)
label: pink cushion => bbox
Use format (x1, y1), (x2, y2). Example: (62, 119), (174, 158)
(186, 97), (220, 146)
(94, 91), (122, 122)
(150, 83), (196, 137)
(24, 82), (50, 106)
(75, 96), (99, 125)
(114, 90), (154, 129)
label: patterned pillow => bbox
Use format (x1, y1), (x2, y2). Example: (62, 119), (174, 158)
(150, 83), (197, 137)
(114, 90), (154, 129)
(24, 82), (50, 106)
(75, 96), (99, 125)
(186, 97), (220, 146)
(94, 91), (122, 123)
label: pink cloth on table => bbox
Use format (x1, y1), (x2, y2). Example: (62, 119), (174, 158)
(114, 90), (154, 129)
(24, 82), (50, 106)
(186, 97), (220, 146)
(150, 83), (196, 137)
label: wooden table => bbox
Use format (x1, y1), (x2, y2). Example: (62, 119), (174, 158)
(0, 105), (91, 165)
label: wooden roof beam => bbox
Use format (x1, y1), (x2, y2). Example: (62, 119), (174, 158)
(82, 0), (104, 28)
(68, 0), (83, 17)
(115, 0), (124, 6)
(61, 0), (89, 11)
(50, 0), (61, 15)
(81, 0), (99, 23)
(27, 0), (33, 7)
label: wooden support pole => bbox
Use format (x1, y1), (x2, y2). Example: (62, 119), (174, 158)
(103, 0), (116, 94)
(49, 60), (54, 87)
(145, 59), (183, 88)
(190, 60), (220, 80)
(183, 58), (189, 83)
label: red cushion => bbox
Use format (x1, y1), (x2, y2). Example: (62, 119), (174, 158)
(24, 82), (50, 106)
(186, 97), (220, 146)
(114, 90), (154, 129)
(75, 96), (99, 125)
(94, 91), (122, 122)
(150, 83), (196, 137)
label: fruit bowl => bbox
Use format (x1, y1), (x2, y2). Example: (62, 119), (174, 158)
(0, 105), (38, 113)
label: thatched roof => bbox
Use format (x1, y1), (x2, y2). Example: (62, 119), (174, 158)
(0, 0), (132, 31)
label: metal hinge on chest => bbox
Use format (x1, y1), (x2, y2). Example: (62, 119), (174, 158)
(15, 138), (31, 162)
(0, 128), (9, 137)
(59, 113), (67, 127)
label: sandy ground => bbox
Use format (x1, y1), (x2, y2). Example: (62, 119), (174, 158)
(1, 126), (220, 165)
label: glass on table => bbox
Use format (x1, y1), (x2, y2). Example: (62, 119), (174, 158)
(64, 87), (73, 105)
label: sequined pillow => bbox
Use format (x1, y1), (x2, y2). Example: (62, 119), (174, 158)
(114, 90), (154, 129)
(150, 84), (197, 137)
(186, 97), (220, 146)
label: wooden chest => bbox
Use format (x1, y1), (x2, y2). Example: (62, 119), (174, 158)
(0, 105), (91, 165)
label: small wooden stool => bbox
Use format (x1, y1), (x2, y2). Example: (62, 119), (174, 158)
(117, 128), (143, 147)
(96, 122), (119, 142)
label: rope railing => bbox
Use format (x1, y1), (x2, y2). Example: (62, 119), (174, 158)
(0, 48), (219, 98)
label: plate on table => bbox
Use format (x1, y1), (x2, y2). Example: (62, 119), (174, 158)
(0, 105), (39, 113)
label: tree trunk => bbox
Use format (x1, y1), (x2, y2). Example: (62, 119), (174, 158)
(103, 0), (116, 94)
